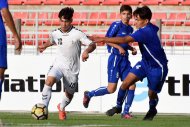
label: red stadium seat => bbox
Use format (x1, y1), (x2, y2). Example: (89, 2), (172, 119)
(107, 12), (120, 25)
(142, 0), (163, 5)
(45, 12), (59, 26)
(88, 12), (107, 25)
(72, 12), (82, 25)
(165, 13), (186, 26)
(122, 0), (143, 5)
(62, 0), (83, 5)
(151, 12), (167, 24)
(181, 0), (190, 5)
(13, 12), (28, 25)
(25, 0), (46, 5)
(75, 12), (88, 25)
(45, 0), (64, 5)
(162, 0), (183, 5)
(26, 12), (48, 25)
(102, 0), (123, 5)
(83, 0), (103, 5)
(8, 0), (26, 5)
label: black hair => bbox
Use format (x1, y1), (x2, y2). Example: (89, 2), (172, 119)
(58, 7), (74, 20)
(120, 5), (132, 14)
(133, 6), (152, 21)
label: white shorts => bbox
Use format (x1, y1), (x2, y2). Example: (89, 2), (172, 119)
(47, 64), (78, 94)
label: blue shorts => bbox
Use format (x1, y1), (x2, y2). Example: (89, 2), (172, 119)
(108, 53), (131, 83)
(130, 60), (168, 93)
(0, 45), (7, 69)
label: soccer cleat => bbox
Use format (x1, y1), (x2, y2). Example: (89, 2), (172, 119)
(121, 113), (133, 119)
(143, 109), (157, 121)
(83, 91), (91, 108)
(57, 103), (66, 120)
(106, 106), (122, 116)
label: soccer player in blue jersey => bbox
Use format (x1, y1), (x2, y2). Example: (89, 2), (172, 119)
(90, 6), (168, 121)
(83, 5), (137, 119)
(0, 0), (22, 100)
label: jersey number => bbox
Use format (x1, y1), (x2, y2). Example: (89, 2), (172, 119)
(58, 38), (62, 45)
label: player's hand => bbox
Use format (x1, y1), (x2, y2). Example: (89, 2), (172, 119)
(14, 36), (22, 54)
(118, 47), (126, 56)
(88, 35), (105, 44)
(38, 45), (46, 53)
(82, 51), (89, 62)
(132, 47), (137, 55)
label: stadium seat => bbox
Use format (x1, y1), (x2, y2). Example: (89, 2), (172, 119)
(26, 12), (48, 25)
(83, 0), (103, 5)
(88, 12), (107, 25)
(173, 34), (190, 46)
(151, 12), (167, 24)
(8, 0), (26, 5)
(102, 0), (123, 5)
(74, 12), (88, 25)
(181, 0), (190, 5)
(25, 0), (46, 5)
(45, 12), (59, 26)
(142, 0), (163, 5)
(162, 0), (183, 5)
(13, 12), (28, 25)
(165, 13), (186, 26)
(122, 0), (143, 5)
(107, 12), (120, 25)
(44, 0), (64, 5)
(62, 0), (83, 5)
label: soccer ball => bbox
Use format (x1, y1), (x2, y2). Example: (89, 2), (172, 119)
(31, 103), (48, 120)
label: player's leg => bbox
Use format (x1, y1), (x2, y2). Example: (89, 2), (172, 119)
(107, 73), (138, 116)
(143, 65), (168, 120)
(57, 91), (73, 120)
(83, 54), (119, 108)
(143, 89), (158, 120)
(122, 84), (136, 119)
(42, 76), (56, 107)
(42, 65), (62, 107)
(83, 83), (117, 108)
(58, 73), (78, 120)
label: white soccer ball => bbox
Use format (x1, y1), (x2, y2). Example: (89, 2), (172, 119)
(31, 103), (48, 120)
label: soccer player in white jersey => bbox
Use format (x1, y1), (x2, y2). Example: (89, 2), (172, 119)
(38, 7), (96, 120)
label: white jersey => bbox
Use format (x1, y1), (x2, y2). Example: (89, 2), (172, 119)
(50, 26), (93, 76)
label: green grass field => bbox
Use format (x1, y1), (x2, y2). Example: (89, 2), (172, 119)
(0, 112), (190, 127)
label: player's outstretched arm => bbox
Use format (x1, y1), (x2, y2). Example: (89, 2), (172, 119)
(38, 40), (54, 53)
(90, 35), (135, 45)
(82, 43), (96, 62)
(107, 43), (126, 55)
(1, 8), (22, 53)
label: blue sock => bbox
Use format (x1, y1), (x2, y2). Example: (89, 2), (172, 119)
(116, 88), (128, 109)
(123, 90), (135, 114)
(149, 98), (159, 111)
(0, 79), (3, 98)
(88, 86), (110, 98)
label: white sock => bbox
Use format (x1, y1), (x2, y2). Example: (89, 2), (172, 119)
(42, 85), (52, 107)
(60, 94), (71, 111)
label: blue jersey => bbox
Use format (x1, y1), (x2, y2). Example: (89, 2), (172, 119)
(129, 23), (168, 93)
(106, 21), (133, 55)
(130, 23), (168, 67)
(0, 0), (8, 46)
(106, 21), (133, 83)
